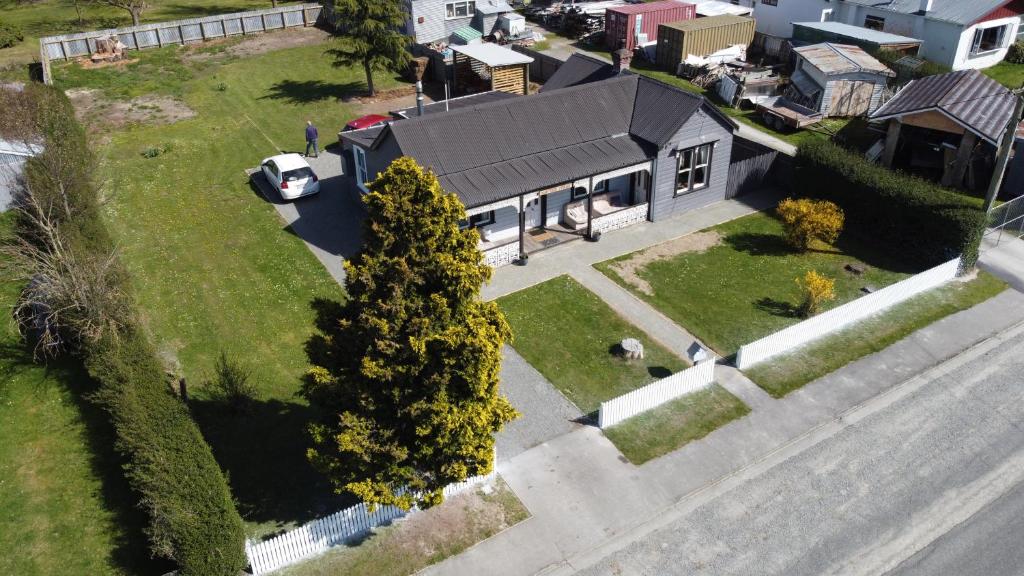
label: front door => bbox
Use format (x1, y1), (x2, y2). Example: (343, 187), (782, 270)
(524, 197), (542, 230)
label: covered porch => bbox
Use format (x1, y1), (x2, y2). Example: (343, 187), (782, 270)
(469, 161), (653, 267)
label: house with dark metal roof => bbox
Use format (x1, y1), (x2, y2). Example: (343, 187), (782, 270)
(340, 74), (738, 267)
(871, 69), (1019, 191)
(538, 52), (625, 93)
(750, 0), (1022, 70)
(785, 43), (894, 118)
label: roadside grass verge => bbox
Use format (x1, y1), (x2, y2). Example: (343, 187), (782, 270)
(497, 275), (688, 415)
(596, 212), (915, 356)
(278, 478), (529, 576)
(53, 37), (406, 536)
(744, 271), (1007, 398)
(603, 384), (749, 465)
(0, 214), (161, 576)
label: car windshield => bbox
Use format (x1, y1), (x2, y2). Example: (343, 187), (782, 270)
(283, 167), (314, 182)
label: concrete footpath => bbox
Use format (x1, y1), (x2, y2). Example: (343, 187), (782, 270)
(425, 242), (1024, 575)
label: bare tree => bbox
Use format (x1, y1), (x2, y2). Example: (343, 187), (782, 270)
(95, 0), (149, 26)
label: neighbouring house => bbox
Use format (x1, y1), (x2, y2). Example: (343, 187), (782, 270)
(691, 0), (753, 18)
(792, 21), (922, 56)
(871, 69), (1019, 192)
(389, 90), (518, 118)
(539, 52), (627, 93)
(655, 15), (757, 73)
(750, 0), (1023, 71)
(0, 138), (41, 212)
(404, 0), (516, 44)
(340, 73), (739, 267)
(604, 0), (696, 52)
(785, 43), (895, 117)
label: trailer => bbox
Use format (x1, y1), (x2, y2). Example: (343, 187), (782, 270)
(756, 96), (823, 131)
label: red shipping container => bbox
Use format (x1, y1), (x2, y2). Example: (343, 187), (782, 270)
(605, 1), (696, 51)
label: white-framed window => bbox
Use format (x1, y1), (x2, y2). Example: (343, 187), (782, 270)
(593, 179), (608, 194)
(353, 145), (369, 191)
(821, 9), (833, 22)
(864, 15), (885, 31)
(571, 186), (588, 200)
(469, 210), (495, 227)
(760, 0), (777, 6)
(445, 1), (476, 19)
(675, 143), (713, 195)
(971, 24), (1010, 55)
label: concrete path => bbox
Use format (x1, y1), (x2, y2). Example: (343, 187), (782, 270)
(735, 121), (797, 156)
(496, 346), (583, 462)
(424, 283), (1024, 576)
(483, 189), (783, 301)
(980, 233), (1024, 293)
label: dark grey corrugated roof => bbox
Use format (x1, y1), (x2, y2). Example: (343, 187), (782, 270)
(390, 90), (518, 118)
(342, 126), (384, 148)
(359, 73), (734, 207)
(840, 0), (1009, 26)
(870, 69), (1016, 144)
(539, 53), (623, 93)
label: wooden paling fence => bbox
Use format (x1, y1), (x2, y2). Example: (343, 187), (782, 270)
(598, 358), (716, 428)
(244, 470), (495, 575)
(735, 257), (962, 369)
(39, 3), (323, 84)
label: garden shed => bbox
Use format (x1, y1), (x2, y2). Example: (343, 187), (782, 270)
(450, 43), (533, 96)
(792, 21), (921, 56)
(0, 138), (41, 212)
(604, 0), (696, 51)
(655, 15), (755, 74)
(786, 43), (894, 118)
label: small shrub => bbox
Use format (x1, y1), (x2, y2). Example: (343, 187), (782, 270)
(206, 352), (260, 414)
(776, 198), (844, 252)
(0, 22), (23, 49)
(213, 82), (228, 92)
(796, 270), (835, 318)
(1007, 41), (1024, 64)
(140, 143), (174, 158)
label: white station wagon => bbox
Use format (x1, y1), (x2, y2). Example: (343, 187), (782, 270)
(260, 153), (320, 200)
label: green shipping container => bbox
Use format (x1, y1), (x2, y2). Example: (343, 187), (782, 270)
(656, 15), (756, 73)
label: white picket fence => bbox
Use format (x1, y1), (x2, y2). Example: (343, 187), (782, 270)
(735, 257), (962, 369)
(245, 471), (494, 575)
(598, 358), (716, 428)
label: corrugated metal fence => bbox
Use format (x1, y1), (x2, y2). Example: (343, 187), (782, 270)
(39, 3), (323, 85)
(598, 358), (716, 428)
(244, 470), (495, 575)
(735, 257), (962, 369)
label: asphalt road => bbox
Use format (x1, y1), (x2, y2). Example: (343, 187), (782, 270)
(573, 332), (1024, 576)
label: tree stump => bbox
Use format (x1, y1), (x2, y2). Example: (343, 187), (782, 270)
(621, 338), (644, 360)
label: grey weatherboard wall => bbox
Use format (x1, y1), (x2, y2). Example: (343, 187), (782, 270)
(407, 0), (474, 43)
(649, 105), (734, 221)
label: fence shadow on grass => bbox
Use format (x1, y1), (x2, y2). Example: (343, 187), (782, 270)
(191, 395), (354, 534)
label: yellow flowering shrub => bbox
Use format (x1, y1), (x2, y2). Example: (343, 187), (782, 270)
(797, 270), (836, 317)
(776, 198), (845, 252)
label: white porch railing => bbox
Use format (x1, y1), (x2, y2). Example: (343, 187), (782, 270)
(735, 257), (962, 369)
(598, 358), (716, 428)
(592, 203), (649, 235)
(482, 240), (520, 268)
(245, 471), (495, 575)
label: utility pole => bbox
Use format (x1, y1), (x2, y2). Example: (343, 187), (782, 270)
(982, 87), (1024, 215)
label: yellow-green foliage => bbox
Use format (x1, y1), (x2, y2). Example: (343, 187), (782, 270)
(777, 198), (845, 252)
(797, 270), (836, 317)
(302, 158), (518, 510)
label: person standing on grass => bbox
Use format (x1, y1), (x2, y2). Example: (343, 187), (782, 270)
(305, 120), (319, 158)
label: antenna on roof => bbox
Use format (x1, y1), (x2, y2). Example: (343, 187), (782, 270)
(445, 82), (450, 112)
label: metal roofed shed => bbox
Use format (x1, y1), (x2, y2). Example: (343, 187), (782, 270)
(0, 138), (43, 212)
(450, 43), (533, 96)
(785, 43), (894, 118)
(450, 25), (483, 45)
(691, 0), (753, 18)
(604, 1), (696, 51)
(792, 21), (921, 56)
(655, 15), (755, 74)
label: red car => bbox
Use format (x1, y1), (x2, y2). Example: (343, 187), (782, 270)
(342, 114), (390, 132)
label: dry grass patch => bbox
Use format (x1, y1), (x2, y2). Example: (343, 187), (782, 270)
(608, 230), (721, 295)
(67, 88), (195, 132)
(281, 478), (529, 576)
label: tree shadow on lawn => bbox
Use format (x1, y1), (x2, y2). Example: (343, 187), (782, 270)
(4, 345), (170, 575)
(261, 79), (371, 104)
(724, 232), (793, 257)
(192, 396), (355, 534)
(754, 296), (800, 319)
(832, 233), (922, 275)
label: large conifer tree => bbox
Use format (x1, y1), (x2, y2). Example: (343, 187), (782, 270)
(302, 157), (517, 509)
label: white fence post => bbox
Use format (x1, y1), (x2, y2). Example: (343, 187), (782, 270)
(735, 257), (962, 370)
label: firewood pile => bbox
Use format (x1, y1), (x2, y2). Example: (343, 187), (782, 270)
(90, 35), (126, 63)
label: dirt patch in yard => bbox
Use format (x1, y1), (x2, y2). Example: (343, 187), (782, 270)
(67, 88), (195, 133)
(609, 231), (722, 295)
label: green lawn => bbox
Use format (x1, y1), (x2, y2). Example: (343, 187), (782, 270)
(745, 271), (1007, 398)
(0, 214), (163, 575)
(281, 479), (529, 576)
(596, 212), (916, 356)
(498, 275), (688, 415)
(603, 384), (749, 465)
(984, 61), (1024, 89)
(49, 38), (407, 536)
